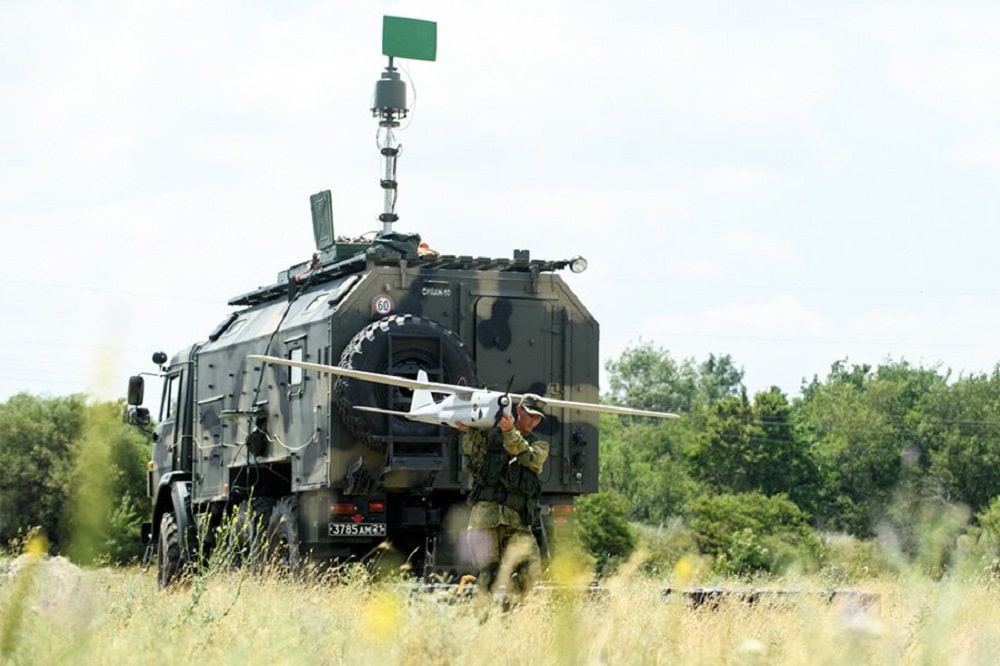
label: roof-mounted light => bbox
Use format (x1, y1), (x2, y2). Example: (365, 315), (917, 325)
(569, 256), (588, 273)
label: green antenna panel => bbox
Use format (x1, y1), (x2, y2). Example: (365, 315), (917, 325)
(382, 16), (437, 61)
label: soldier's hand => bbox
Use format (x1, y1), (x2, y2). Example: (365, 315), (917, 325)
(498, 412), (514, 433)
(515, 450), (534, 466)
(453, 421), (469, 433)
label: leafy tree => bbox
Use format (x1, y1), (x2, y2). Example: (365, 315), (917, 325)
(686, 391), (757, 493)
(604, 342), (743, 415)
(918, 368), (1000, 514)
(604, 341), (697, 414)
(697, 353), (745, 405)
(600, 344), (745, 522)
(0, 393), (85, 548)
(754, 388), (820, 512)
(798, 383), (893, 535)
(599, 417), (697, 523)
(0, 394), (148, 563)
(794, 360), (944, 536)
(686, 387), (817, 509)
(977, 495), (1000, 538)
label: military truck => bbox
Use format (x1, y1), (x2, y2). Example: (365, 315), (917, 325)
(126, 17), (599, 587)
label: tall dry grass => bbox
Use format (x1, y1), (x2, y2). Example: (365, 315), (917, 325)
(3, 546), (1000, 665)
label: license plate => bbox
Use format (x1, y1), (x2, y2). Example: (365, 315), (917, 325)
(329, 522), (387, 537)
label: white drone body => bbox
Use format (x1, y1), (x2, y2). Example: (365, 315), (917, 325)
(355, 370), (514, 428)
(247, 354), (679, 429)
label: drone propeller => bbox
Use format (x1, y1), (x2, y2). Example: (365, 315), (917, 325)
(494, 375), (515, 426)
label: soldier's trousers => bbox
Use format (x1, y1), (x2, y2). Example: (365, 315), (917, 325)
(467, 524), (541, 603)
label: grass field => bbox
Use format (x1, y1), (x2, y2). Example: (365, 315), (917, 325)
(3, 548), (999, 666)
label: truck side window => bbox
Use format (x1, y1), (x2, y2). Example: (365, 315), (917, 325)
(161, 374), (180, 421)
(289, 347), (304, 388)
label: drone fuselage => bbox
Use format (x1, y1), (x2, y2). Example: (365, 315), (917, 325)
(353, 376), (512, 429)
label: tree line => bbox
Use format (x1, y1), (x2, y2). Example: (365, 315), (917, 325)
(3, 343), (1000, 578)
(592, 341), (1000, 576)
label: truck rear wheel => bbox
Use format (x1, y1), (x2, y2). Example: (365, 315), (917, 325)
(266, 496), (300, 575)
(233, 496), (275, 570)
(157, 512), (183, 589)
(336, 314), (478, 448)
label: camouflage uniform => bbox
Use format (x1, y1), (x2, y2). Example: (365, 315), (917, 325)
(461, 423), (548, 606)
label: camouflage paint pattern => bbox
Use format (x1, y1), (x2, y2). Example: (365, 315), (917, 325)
(142, 243), (597, 572)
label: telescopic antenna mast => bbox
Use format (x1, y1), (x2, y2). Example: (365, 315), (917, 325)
(371, 16), (437, 235)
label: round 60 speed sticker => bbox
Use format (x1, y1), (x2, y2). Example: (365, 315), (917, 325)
(371, 294), (393, 317)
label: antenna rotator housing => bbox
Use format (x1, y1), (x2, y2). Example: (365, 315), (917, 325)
(372, 69), (407, 125)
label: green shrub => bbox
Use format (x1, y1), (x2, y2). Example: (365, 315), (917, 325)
(574, 492), (635, 575)
(949, 497), (1000, 581)
(816, 533), (895, 584)
(633, 519), (702, 578)
(687, 492), (822, 577)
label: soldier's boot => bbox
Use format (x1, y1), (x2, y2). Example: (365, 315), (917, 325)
(503, 560), (533, 611)
(475, 562), (501, 622)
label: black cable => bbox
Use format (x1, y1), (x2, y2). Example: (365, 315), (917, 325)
(228, 268), (316, 511)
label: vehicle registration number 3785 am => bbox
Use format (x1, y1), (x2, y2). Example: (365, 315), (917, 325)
(329, 522), (387, 537)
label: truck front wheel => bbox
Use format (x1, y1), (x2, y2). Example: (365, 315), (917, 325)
(157, 512), (183, 589)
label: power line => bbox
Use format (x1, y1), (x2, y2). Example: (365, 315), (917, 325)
(0, 278), (222, 304)
(600, 327), (999, 350)
(592, 274), (1000, 299)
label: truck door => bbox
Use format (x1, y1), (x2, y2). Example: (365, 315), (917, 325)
(473, 296), (552, 392)
(154, 351), (196, 480)
(155, 372), (182, 476)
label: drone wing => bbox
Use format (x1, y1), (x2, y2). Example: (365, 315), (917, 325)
(247, 354), (477, 399)
(249, 355), (679, 420)
(514, 394), (679, 420)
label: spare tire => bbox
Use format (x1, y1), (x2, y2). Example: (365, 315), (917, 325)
(336, 314), (478, 448)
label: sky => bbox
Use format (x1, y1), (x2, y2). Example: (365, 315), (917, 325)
(3, 0), (1000, 407)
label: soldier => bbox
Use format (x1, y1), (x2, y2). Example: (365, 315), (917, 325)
(454, 395), (549, 609)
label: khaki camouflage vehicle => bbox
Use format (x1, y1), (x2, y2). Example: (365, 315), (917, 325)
(126, 17), (599, 587)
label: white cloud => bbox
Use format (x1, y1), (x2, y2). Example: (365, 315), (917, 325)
(870, 4), (1000, 122)
(953, 134), (1000, 169)
(718, 229), (792, 266)
(643, 296), (828, 342)
(4, 1), (1000, 404)
(845, 298), (1000, 357)
(693, 167), (780, 196)
(597, 292), (1000, 396)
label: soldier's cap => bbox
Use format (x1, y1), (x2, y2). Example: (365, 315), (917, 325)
(518, 394), (546, 418)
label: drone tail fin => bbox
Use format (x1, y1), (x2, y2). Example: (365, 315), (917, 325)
(409, 370), (436, 414)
